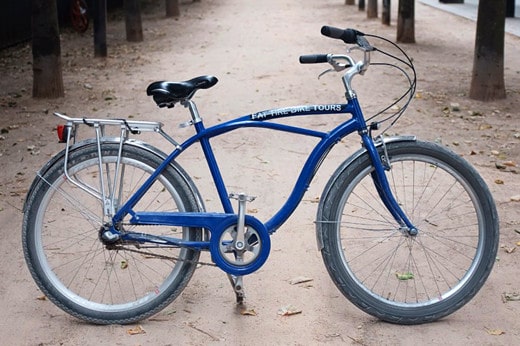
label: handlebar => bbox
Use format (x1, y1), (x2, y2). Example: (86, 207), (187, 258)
(320, 26), (362, 44)
(321, 26), (374, 51)
(299, 26), (375, 98)
(299, 25), (416, 123)
(299, 54), (329, 64)
(298, 25), (374, 68)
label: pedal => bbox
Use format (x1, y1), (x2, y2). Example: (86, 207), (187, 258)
(229, 192), (256, 203)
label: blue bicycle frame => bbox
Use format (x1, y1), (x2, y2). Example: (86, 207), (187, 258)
(111, 96), (416, 249)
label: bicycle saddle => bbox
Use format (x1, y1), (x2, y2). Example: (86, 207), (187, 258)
(147, 75), (218, 108)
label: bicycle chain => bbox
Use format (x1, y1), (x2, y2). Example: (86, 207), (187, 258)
(110, 245), (217, 267)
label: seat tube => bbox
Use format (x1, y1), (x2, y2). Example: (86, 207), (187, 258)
(195, 123), (234, 213)
(187, 99), (233, 213)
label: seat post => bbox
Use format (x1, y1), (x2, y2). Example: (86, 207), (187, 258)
(182, 99), (203, 124)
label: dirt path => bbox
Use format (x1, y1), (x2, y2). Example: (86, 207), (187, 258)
(1, 0), (519, 344)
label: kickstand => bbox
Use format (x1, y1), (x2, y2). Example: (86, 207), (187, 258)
(227, 274), (245, 305)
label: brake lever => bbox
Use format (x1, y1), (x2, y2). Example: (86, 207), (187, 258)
(346, 46), (363, 54)
(318, 56), (352, 79)
(357, 36), (375, 51)
(318, 68), (334, 79)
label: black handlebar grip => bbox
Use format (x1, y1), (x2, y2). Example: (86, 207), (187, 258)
(299, 54), (329, 64)
(320, 26), (364, 44)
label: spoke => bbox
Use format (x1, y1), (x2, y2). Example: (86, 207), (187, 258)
(39, 173), (104, 229)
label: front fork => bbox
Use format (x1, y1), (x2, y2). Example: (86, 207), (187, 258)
(362, 134), (418, 236)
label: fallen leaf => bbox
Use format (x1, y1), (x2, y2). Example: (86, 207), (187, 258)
(502, 292), (520, 302)
(494, 179), (504, 185)
(510, 195), (520, 202)
(305, 196), (320, 203)
(503, 160), (517, 167)
(495, 162), (507, 170)
(120, 260), (128, 269)
(239, 308), (257, 316)
(127, 325), (146, 335)
(36, 295), (47, 301)
(278, 305), (302, 316)
(504, 246), (516, 254)
(485, 328), (505, 336)
(395, 272), (414, 280)
(289, 276), (314, 285)
(450, 102), (460, 112)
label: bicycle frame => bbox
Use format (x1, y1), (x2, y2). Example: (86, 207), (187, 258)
(23, 25), (499, 324)
(110, 96), (416, 248)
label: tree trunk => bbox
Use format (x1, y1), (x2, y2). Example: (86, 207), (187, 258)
(32, 0), (64, 98)
(506, 0), (515, 17)
(93, 0), (107, 57)
(397, 0), (415, 43)
(345, 0), (355, 5)
(166, 0), (181, 17)
(359, 0), (365, 11)
(125, 0), (143, 42)
(382, 0), (391, 25)
(367, 0), (377, 18)
(469, 0), (506, 101)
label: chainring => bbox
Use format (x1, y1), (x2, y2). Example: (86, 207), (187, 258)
(209, 215), (270, 276)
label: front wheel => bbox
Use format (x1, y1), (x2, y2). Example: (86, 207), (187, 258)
(317, 140), (499, 324)
(22, 142), (204, 324)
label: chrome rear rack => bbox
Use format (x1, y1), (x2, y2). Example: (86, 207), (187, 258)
(55, 112), (164, 137)
(54, 112), (180, 219)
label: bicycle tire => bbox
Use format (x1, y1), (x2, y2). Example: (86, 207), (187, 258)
(316, 140), (499, 324)
(22, 141), (203, 324)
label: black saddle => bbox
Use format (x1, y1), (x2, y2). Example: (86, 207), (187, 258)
(146, 75), (218, 108)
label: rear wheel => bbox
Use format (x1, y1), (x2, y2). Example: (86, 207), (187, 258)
(23, 142), (203, 324)
(317, 140), (499, 324)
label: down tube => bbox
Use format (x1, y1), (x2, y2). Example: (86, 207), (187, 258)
(263, 116), (361, 233)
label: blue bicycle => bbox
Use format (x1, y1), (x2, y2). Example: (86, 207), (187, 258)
(22, 27), (499, 325)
